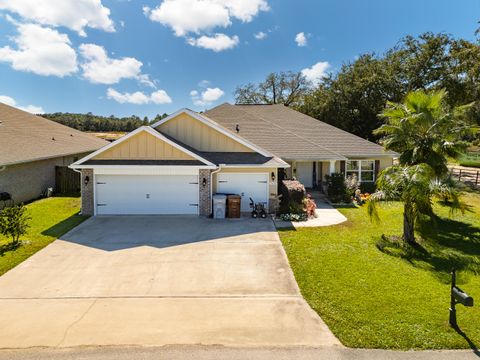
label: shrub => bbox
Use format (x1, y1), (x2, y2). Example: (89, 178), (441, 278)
(325, 173), (351, 203)
(360, 182), (376, 194)
(345, 174), (360, 196)
(279, 180), (306, 214)
(0, 204), (31, 246)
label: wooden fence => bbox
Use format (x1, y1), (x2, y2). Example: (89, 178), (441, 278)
(55, 166), (80, 195)
(450, 167), (480, 188)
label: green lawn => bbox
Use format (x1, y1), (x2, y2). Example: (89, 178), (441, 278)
(0, 197), (88, 276)
(279, 192), (480, 350)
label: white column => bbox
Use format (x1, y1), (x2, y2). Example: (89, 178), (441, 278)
(329, 160), (336, 175)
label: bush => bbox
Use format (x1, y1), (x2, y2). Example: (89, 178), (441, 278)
(0, 204), (31, 245)
(279, 180), (306, 214)
(360, 182), (376, 194)
(325, 173), (351, 203)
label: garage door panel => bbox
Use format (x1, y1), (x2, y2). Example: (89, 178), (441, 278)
(217, 173), (268, 212)
(95, 175), (198, 215)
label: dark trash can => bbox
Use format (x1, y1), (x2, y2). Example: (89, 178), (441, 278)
(227, 195), (241, 218)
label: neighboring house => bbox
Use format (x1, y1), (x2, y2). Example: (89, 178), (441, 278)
(0, 103), (108, 203)
(71, 104), (395, 216)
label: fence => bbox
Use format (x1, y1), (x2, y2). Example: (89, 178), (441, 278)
(450, 167), (480, 188)
(55, 166), (81, 195)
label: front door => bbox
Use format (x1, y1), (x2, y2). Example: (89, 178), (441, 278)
(296, 162), (313, 188)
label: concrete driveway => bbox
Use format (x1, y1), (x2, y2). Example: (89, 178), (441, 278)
(0, 216), (339, 348)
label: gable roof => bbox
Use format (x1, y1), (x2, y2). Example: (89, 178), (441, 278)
(204, 103), (397, 160)
(152, 108), (274, 158)
(155, 128), (288, 168)
(0, 102), (108, 166)
(71, 126), (216, 168)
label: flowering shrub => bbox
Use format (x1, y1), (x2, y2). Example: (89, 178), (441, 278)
(303, 194), (317, 218)
(279, 179), (306, 214)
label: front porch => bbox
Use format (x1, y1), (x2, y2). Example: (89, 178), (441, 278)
(284, 160), (341, 191)
(283, 159), (384, 191)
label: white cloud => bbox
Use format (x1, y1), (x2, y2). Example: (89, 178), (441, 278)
(190, 87), (224, 107)
(79, 44), (153, 86)
(0, 22), (78, 77)
(145, 0), (268, 36)
(0, 95), (44, 113)
(295, 32), (307, 47)
(301, 61), (330, 85)
(107, 88), (172, 105)
(0, 0), (115, 36)
(187, 33), (239, 52)
(254, 31), (267, 40)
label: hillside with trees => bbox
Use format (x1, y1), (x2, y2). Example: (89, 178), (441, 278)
(42, 112), (168, 132)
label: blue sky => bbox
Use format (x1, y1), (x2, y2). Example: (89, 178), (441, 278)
(0, 0), (478, 118)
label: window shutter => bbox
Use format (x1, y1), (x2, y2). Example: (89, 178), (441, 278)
(374, 160), (380, 180)
(340, 160), (346, 174)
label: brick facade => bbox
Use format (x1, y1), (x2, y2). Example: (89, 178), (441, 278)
(81, 168), (94, 216)
(198, 169), (212, 216)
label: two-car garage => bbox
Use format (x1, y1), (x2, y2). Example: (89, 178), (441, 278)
(95, 174), (199, 215)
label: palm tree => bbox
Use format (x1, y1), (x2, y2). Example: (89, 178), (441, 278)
(375, 89), (474, 177)
(368, 164), (465, 245)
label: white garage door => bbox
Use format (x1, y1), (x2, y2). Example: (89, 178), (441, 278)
(95, 175), (199, 215)
(217, 173), (269, 212)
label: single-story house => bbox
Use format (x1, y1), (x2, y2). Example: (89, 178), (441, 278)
(71, 104), (395, 216)
(0, 103), (108, 203)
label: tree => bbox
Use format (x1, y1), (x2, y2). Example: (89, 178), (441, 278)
(235, 71), (310, 106)
(368, 165), (464, 245)
(0, 204), (31, 246)
(376, 89), (475, 177)
(300, 32), (480, 139)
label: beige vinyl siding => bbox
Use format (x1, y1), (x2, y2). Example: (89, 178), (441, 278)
(92, 131), (195, 160)
(158, 113), (254, 152)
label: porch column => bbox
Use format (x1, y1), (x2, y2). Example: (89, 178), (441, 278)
(329, 160), (336, 175)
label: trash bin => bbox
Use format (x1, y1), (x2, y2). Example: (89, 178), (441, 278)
(227, 195), (241, 218)
(213, 194), (227, 219)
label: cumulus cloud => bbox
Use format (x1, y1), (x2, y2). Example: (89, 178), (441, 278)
(187, 33), (239, 52)
(254, 31), (267, 40)
(190, 87), (224, 107)
(145, 0), (269, 36)
(295, 32), (307, 47)
(107, 88), (172, 105)
(79, 44), (153, 86)
(0, 95), (44, 113)
(0, 0), (115, 36)
(0, 22), (78, 77)
(301, 61), (330, 85)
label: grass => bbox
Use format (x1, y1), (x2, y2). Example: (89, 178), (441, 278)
(278, 192), (480, 350)
(0, 197), (88, 276)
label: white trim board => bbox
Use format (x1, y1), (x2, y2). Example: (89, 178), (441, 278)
(70, 126), (215, 168)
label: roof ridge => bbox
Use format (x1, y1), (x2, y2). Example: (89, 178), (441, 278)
(233, 105), (346, 159)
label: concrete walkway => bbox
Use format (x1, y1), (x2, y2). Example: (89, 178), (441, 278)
(274, 201), (347, 228)
(0, 216), (339, 349)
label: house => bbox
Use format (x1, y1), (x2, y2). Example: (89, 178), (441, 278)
(71, 104), (395, 216)
(205, 103), (396, 189)
(0, 103), (108, 203)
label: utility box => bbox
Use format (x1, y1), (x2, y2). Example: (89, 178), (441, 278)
(212, 194), (227, 219)
(227, 195), (241, 218)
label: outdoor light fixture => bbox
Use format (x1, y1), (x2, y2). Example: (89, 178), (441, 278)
(271, 171), (275, 181)
(84, 176), (90, 186)
(202, 177), (207, 187)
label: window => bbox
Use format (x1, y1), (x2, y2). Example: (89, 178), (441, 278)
(346, 160), (375, 182)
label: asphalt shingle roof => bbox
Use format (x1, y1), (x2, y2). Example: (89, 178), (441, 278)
(204, 103), (396, 160)
(0, 103), (108, 166)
